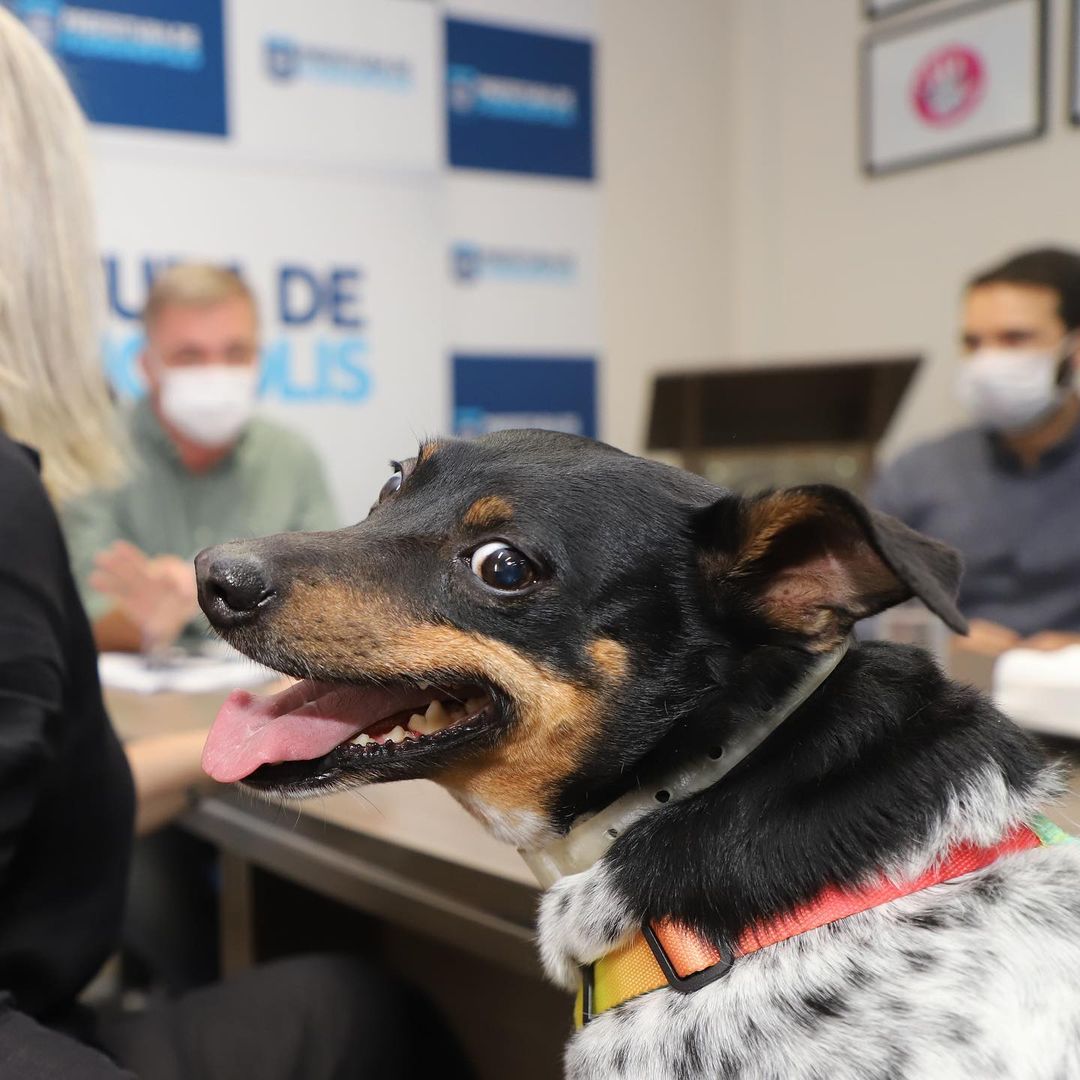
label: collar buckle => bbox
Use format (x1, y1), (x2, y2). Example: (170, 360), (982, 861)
(641, 921), (733, 994)
(579, 963), (596, 1026)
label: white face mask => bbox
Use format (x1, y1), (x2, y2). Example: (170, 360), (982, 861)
(955, 345), (1070, 434)
(158, 365), (259, 447)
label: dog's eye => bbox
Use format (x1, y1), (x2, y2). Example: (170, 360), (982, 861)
(469, 541), (537, 591)
(377, 461), (410, 504)
(378, 472), (402, 502)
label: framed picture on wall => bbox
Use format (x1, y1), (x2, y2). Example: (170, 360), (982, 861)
(1070, 0), (1080, 124)
(861, 0), (1046, 176)
(865, 0), (938, 18)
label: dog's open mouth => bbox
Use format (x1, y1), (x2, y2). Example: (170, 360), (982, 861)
(202, 676), (499, 789)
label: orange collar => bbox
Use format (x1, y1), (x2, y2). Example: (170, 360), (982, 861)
(575, 819), (1060, 1028)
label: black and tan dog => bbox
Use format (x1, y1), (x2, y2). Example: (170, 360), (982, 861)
(198, 431), (1080, 1080)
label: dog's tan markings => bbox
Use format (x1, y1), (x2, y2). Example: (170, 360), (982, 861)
(704, 491), (900, 651)
(736, 491), (827, 568)
(416, 441), (440, 465)
(693, 494), (827, 579)
(270, 581), (602, 819)
(462, 495), (513, 530)
(588, 638), (628, 681)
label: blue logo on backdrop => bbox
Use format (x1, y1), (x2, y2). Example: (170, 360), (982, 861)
(11, 0), (226, 134)
(265, 37), (300, 81)
(102, 255), (372, 405)
(453, 355), (597, 439)
(263, 35), (412, 91)
(448, 65), (577, 126)
(446, 19), (594, 179)
(451, 242), (576, 285)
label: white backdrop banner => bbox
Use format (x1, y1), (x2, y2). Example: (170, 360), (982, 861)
(448, 173), (599, 354)
(229, 0), (441, 174)
(95, 157), (446, 524)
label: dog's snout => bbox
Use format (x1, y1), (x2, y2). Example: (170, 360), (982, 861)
(196, 546), (276, 629)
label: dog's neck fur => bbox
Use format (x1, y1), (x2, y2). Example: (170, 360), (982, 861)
(536, 641), (1055, 989)
(521, 644), (849, 888)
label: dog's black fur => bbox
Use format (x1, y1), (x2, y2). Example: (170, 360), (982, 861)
(608, 643), (1045, 951)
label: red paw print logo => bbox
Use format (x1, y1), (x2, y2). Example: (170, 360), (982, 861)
(911, 45), (985, 127)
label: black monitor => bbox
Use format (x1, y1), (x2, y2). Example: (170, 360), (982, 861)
(646, 356), (921, 493)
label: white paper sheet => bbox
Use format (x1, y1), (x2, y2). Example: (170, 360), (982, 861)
(98, 652), (277, 695)
(993, 646), (1080, 738)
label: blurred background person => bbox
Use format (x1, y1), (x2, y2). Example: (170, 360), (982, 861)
(64, 264), (339, 656)
(871, 248), (1080, 655)
(0, 11), (464, 1076)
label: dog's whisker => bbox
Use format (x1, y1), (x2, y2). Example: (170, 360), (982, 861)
(344, 788), (384, 817)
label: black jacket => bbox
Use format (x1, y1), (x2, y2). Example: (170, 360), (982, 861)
(0, 432), (134, 1076)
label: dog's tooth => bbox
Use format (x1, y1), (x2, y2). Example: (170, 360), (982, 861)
(446, 701), (466, 720)
(407, 713), (431, 734)
(424, 699), (450, 730)
(417, 680), (431, 690)
(387, 725), (407, 744)
(465, 696), (487, 716)
(351, 732), (372, 746)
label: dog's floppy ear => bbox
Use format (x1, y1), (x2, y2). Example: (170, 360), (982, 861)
(696, 484), (966, 649)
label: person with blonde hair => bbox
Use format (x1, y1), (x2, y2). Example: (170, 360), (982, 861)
(64, 261), (338, 656)
(0, 9), (463, 1078)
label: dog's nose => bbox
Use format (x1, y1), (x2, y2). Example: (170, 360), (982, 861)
(195, 546), (276, 629)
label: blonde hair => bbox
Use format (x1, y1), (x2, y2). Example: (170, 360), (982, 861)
(143, 264), (258, 332)
(0, 8), (123, 502)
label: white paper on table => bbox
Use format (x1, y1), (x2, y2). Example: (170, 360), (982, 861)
(98, 652), (276, 695)
(993, 645), (1080, 738)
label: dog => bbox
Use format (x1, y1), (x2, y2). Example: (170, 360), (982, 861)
(196, 430), (1080, 1080)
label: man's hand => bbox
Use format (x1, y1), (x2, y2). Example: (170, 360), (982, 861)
(1019, 631), (1080, 652)
(953, 618), (1021, 658)
(953, 620), (1080, 656)
(89, 541), (199, 652)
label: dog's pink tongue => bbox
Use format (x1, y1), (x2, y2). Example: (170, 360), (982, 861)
(202, 680), (366, 784)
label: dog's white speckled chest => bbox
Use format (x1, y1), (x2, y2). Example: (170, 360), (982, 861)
(537, 804), (1080, 1079)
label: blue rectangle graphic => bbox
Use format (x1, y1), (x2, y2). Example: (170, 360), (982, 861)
(446, 18), (594, 179)
(10, 0), (227, 135)
(453, 355), (597, 439)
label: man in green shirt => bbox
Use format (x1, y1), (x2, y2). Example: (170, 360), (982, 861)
(64, 264), (338, 654)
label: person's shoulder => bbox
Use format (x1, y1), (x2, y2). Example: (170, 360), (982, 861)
(0, 431), (54, 515)
(884, 426), (983, 475)
(245, 417), (323, 468)
(0, 431), (64, 572)
(870, 426), (985, 518)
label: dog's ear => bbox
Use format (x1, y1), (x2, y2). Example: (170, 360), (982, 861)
(696, 484), (967, 649)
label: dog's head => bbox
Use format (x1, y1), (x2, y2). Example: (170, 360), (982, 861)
(197, 430), (965, 847)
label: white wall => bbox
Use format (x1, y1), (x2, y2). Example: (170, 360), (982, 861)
(597, 0), (737, 453)
(601, 0), (1080, 460)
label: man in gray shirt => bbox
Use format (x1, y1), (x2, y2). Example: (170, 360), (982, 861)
(871, 248), (1080, 654)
